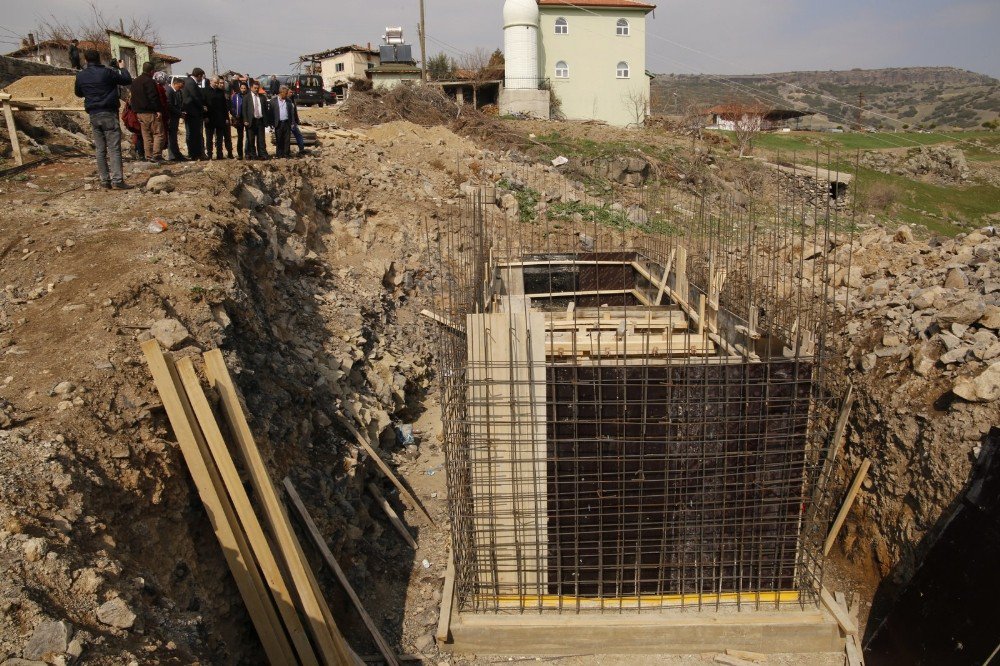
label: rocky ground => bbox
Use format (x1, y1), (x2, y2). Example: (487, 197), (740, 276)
(0, 99), (998, 666)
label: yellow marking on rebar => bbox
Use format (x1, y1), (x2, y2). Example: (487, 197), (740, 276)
(480, 591), (801, 608)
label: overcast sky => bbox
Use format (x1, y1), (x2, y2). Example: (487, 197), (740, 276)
(1, 0), (997, 78)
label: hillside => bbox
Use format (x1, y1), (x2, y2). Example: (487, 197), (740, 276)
(652, 67), (1000, 130)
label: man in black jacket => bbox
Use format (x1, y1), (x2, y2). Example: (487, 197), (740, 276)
(205, 77), (233, 159)
(181, 68), (208, 160)
(241, 80), (269, 160)
(129, 61), (166, 162)
(165, 78), (186, 161)
(74, 49), (133, 189)
(68, 39), (82, 70)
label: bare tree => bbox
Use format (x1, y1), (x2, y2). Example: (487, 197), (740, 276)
(28, 2), (160, 47)
(456, 48), (503, 108)
(681, 103), (706, 141)
(622, 88), (649, 128)
(732, 104), (768, 158)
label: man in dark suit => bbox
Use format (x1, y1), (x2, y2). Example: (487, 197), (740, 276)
(74, 49), (133, 189)
(205, 76), (232, 159)
(230, 81), (248, 160)
(68, 39), (82, 70)
(181, 67), (208, 159)
(165, 78), (185, 160)
(270, 86), (297, 158)
(241, 80), (269, 160)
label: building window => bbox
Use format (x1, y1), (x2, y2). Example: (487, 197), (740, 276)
(616, 19), (630, 36)
(367, 62), (374, 70)
(555, 60), (569, 78)
(616, 61), (630, 78)
(555, 18), (568, 34)
(335, 63), (345, 72)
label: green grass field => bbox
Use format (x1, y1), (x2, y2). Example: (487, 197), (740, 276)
(715, 130), (1000, 159)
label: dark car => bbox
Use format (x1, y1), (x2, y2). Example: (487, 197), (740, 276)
(287, 74), (325, 107)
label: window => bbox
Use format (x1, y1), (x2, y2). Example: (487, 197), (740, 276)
(335, 62), (345, 72)
(616, 61), (630, 78)
(555, 60), (569, 78)
(555, 17), (568, 34)
(616, 19), (630, 36)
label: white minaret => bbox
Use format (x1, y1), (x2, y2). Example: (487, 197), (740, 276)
(503, 0), (540, 90)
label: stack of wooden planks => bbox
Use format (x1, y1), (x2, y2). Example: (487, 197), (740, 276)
(142, 341), (364, 665)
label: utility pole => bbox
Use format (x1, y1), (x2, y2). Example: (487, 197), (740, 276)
(418, 0), (427, 82)
(855, 92), (865, 131)
(211, 35), (219, 76)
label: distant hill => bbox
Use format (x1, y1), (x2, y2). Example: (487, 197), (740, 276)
(651, 67), (1000, 130)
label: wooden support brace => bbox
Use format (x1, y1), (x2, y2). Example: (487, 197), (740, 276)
(653, 249), (676, 306)
(420, 309), (465, 334)
(436, 551), (456, 644)
(824, 458), (872, 556)
(284, 478), (401, 666)
(334, 412), (435, 525)
(2, 101), (24, 167)
(820, 587), (858, 636)
(368, 483), (419, 550)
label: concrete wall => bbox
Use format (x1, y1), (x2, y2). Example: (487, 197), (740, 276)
(108, 34), (152, 77)
(0, 54), (72, 89)
(372, 71), (421, 90)
(538, 7), (650, 127)
(500, 88), (550, 119)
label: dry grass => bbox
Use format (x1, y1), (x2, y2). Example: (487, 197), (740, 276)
(861, 181), (903, 212)
(341, 84), (525, 149)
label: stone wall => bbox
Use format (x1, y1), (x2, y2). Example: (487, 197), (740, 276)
(0, 55), (72, 89)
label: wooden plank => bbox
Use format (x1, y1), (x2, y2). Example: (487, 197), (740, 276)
(654, 250), (676, 306)
(420, 309), (465, 334)
(203, 349), (359, 666)
(827, 385), (855, 474)
(140, 341), (297, 666)
(333, 412), (435, 525)
(367, 483), (419, 550)
(835, 591), (865, 666)
(824, 459), (872, 556)
(725, 648), (767, 662)
(284, 478), (401, 666)
(820, 587), (858, 636)
(436, 551), (456, 644)
(531, 289), (638, 300)
(176, 358), (318, 665)
(466, 311), (548, 596)
(2, 101), (24, 167)
(714, 655), (756, 666)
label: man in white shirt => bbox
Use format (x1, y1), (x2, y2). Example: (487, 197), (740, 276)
(271, 85), (295, 158)
(241, 80), (269, 160)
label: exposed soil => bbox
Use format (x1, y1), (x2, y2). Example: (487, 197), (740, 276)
(0, 99), (997, 666)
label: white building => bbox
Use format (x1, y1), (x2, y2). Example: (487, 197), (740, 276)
(300, 45), (380, 100)
(500, 0), (656, 127)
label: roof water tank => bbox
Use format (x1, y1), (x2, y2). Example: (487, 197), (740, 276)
(503, 0), (540, 89)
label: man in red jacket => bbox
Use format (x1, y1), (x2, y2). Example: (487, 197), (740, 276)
(128, 61), (166, 162)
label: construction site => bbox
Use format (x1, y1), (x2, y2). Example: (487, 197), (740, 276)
(1, 63), (1000, 666)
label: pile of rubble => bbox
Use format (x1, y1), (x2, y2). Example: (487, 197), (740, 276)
(829, 223), (1000, 596)
(859, 145), (971, 183)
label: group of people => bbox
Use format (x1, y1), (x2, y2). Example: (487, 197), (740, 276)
(74, 48), (309, 189)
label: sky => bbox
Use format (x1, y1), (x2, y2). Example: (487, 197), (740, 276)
(0, 0), (997, 78)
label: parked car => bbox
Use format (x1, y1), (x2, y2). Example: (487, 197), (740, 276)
(287, 74), (325, 107)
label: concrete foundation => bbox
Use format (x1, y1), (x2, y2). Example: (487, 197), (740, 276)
(444, 606), (844, 655)
(499, 88), (551, 119)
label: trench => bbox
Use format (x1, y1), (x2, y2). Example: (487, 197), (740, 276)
(145, 165), (440, 662)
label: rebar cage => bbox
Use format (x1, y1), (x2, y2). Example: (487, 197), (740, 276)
(432, 157), (853, 615)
